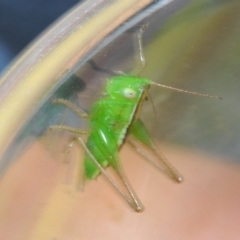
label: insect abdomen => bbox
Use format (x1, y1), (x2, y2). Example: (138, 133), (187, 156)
(84, 98), (137, 179)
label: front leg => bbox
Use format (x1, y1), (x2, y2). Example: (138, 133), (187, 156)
(52, 98), (89, 119)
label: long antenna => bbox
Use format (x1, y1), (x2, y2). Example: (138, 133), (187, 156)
(151, 82), (222, 99)
(132, 23), (148, 76)
(137, 24), (146, 73)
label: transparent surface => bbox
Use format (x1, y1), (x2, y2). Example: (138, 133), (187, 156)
(0, 0), (240, 239)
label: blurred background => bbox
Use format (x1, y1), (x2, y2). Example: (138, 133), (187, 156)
(0, 0), (80, 72)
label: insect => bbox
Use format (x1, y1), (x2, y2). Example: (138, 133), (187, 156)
(49, 26), (220, 212)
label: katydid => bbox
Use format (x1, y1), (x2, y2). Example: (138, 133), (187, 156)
(49, 75), (220, 212)
(49, 27), (221, 212)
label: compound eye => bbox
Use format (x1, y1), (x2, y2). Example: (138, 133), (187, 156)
(123, 88), (137, 99)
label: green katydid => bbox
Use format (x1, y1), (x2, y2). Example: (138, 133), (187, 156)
(49, 26), (221, 212)
(49, 75), (220, 211)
